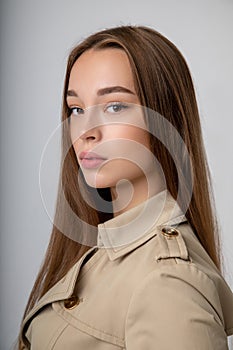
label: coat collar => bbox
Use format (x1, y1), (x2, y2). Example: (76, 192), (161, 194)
(97, 189), (188, 261)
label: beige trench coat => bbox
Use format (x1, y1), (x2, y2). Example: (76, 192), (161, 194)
(20, 190), (233, 349)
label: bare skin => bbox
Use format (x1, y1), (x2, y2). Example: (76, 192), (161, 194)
(67, 48), (165, 216)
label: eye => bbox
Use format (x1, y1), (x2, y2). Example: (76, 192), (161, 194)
(105, 102), (129, 114)
(69, 106), (84, 116)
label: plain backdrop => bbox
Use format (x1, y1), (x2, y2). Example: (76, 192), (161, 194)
(0, 0), (233, 349)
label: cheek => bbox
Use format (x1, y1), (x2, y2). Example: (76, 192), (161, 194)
(72, 139), (80, 151)
(71, 140), (82, 165)
(70, 125), (151, 166)
(106, 125), (150, 147)
(70, 121), (81, 148)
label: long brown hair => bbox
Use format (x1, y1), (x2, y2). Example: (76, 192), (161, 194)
(19, 25), (222, 346)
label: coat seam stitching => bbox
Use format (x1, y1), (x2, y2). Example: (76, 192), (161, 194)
(56, 302), (125, 344)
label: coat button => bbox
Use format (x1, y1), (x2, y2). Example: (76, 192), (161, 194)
(64, 295), (80, 310)
(161, 226), (179, 238)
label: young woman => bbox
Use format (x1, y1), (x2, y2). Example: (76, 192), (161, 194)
(18, 26), (233, 349)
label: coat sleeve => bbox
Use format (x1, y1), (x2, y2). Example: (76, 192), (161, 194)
(125, 262), (229, 350)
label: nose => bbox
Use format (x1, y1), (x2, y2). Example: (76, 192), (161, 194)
(79, 126), (102, 142)
(70, 106), (103, 144)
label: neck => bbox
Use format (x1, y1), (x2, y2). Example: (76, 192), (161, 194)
(110, 171), (165, 218)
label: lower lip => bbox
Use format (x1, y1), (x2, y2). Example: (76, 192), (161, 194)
(80, 158), (106, 169)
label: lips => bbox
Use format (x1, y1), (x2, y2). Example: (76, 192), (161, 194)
(79, 151), (107, 169)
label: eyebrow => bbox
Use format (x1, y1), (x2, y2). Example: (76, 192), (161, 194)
(66, 86), (136, 98)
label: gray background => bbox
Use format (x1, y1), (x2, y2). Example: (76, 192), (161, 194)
(0, 0), (232, 349)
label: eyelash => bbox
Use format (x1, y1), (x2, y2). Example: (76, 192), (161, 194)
(68, 106), (84, 116)
(68, 102), (129, 116)
(105, 102), (129, 113)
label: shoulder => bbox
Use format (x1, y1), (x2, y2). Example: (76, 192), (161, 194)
(128, 222), (233, 335)
(125, 223), (233, 348)
(155, 222), (233, 321)
(125, 262), (229, 349)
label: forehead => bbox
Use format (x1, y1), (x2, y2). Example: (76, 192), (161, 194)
(68, 48), (135, 90)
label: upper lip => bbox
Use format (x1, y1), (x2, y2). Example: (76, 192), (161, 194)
(79, 151), (107, 160)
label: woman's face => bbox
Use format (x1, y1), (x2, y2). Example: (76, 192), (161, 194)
(67, 48), (156, 193)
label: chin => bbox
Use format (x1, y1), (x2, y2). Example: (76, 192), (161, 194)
(80, 165), (117, 188)
(84, 176), (116, 189)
